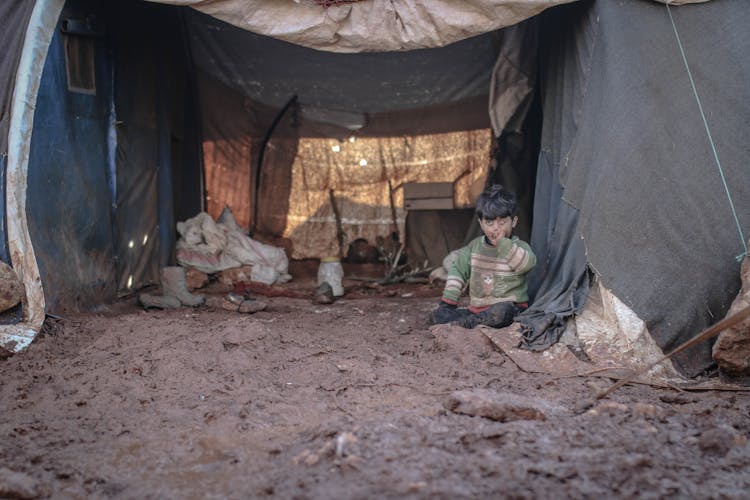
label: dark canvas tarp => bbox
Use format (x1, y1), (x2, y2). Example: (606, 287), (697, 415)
(0, 2), (35, 264)
(525, 0), (750, 376)
(25, 19), (118, 312)
(0, 2), (35, 157)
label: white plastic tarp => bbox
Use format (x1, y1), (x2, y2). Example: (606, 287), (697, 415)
(148, 0), (577, 52)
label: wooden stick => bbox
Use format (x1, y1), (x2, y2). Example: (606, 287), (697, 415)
(387, 179), (399, 238)
(596, 304), (750, 400)
(329, 189), (345, 258)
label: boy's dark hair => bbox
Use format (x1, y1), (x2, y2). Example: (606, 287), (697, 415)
(476, 184), (517, 219)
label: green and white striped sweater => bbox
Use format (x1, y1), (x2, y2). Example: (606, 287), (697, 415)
(442, 235), (537, 310)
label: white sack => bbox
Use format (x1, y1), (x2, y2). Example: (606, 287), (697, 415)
(429, 248), (462, 283)
(176, 210), (291, 284)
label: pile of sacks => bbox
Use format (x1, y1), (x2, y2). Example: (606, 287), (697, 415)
(139, 208), (291, 311)
(428, 249), (460, 283)
(175, 208), (290, 285)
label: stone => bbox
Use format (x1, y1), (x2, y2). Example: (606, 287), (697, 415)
(226, 292), (245, 305)
(220, 299), (240, 311)
(590, 401), (628, 416)
(444, 389), (561, 422)
(713, 251), (750, 380)
(698, 425), (747, 457)
(633, 402), (663, 419)
(239, 299), (267, 314)
(0, 467), (40, 499)
(0, 261), (23, 313)
(205, 295), (239, 311)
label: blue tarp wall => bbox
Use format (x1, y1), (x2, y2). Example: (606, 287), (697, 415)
(25, 0), (202, 314)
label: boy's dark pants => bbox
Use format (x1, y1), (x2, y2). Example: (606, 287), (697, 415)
(429, 301), (523, 329)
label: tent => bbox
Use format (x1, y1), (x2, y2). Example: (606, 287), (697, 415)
(1, 0), (748, 377)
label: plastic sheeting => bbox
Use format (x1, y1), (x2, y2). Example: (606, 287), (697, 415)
(528, 0), (750, 375)
(575, 281), (679, 380)
(150, 0), (575, 53)
(185, 9), (498, 116)
(2, 0), (65, 352)
(189, 11), (496, 258)
(284, 131), (490, 259)
(0, 1), (34, 272)
(26, 24), (118, 313)
(22, 1), (202, 313)
(175, 210), (290, 283)
(0, 1), (35, 158)
(110, 2), (202, 297)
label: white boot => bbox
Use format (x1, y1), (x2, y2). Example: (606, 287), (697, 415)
(161, 266), (205, 306)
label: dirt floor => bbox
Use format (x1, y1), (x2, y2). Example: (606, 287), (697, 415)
(2, 265), (750, 499)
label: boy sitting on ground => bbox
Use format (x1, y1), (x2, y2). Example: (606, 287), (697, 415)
(429, 184), (537, 329)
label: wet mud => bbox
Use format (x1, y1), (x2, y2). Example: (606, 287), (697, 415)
(1, 289), (749, 498)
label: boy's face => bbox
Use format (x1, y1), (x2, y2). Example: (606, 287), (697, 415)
(479, 215), (517, 244)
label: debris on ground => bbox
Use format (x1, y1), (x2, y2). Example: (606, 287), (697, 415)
(313, 282), (335, 304)
(175, 208), (290, 284)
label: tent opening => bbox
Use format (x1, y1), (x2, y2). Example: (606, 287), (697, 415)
(24, 0), (547, 315)
(8, 0), (750, 375)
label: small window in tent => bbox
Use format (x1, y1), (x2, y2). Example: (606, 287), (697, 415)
(63, 34), (96, 95)
(60, 16), (104, 95)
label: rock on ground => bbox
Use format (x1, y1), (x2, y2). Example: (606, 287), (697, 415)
(445, 389), (563, 422)
(0, 261), (23, 312)
(239, 299), (267, 314)
(0, 468), (40, 499)
(713, 252), (750, 379)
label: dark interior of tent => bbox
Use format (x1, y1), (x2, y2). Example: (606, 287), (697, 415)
(24, 0), (554, 313)
(13, 0), (750, 377)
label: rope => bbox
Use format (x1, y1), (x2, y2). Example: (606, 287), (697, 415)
(666, 2), (748, 261)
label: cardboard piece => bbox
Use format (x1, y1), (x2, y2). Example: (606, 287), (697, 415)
(403, 182), (454, 211)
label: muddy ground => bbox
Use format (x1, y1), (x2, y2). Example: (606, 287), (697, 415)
(1, 266), (750, 499)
